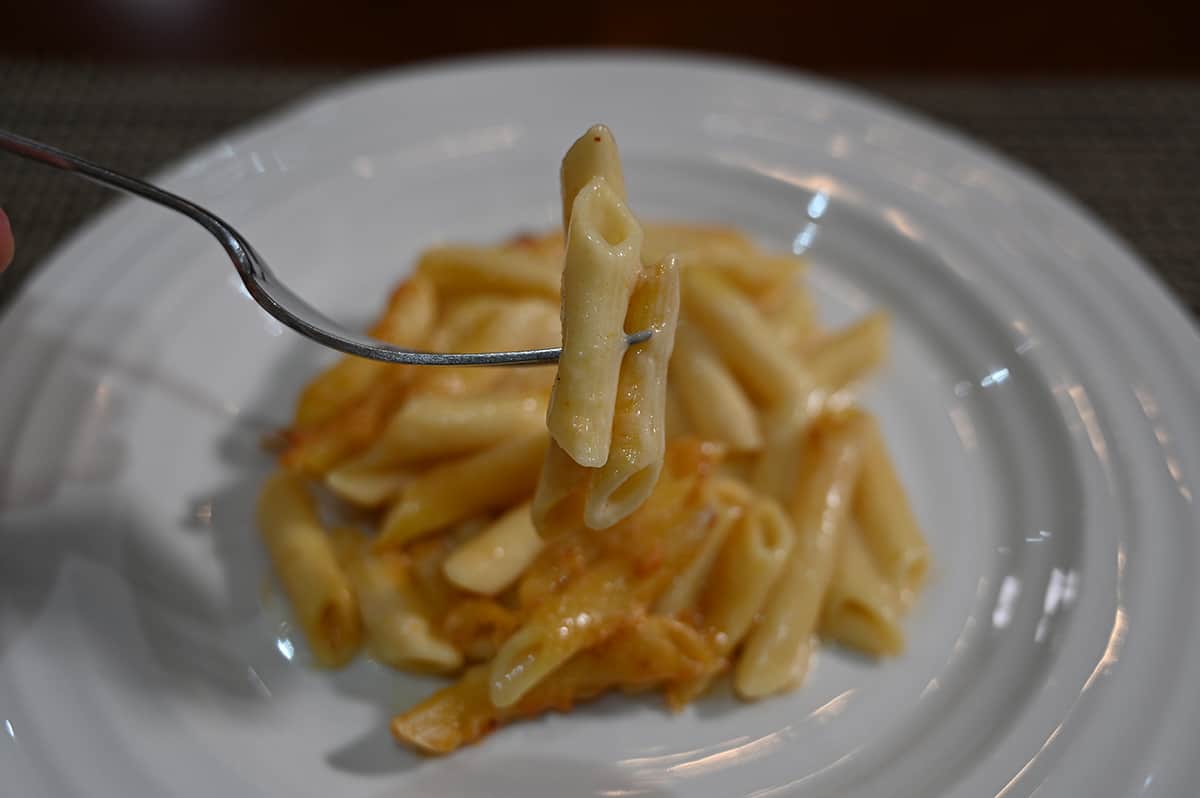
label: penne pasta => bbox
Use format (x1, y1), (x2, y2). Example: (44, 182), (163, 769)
(487, 558), (638, 708)
(336, 394), (546, 473)
(493, 447), (717, 706)
(672, 497), (794, 702)
(256, 471), (362, 667)
(416, 245), (561, 299)
(654, 475), (753, 615)
(664, 386), (691, 439)
(442, 502), (544, 596)
(584, 257), (681, 529)
(820, 521), (905, 657)
(675, 249), (804, 299)
(505, 229), (564, 261)
(440, 598), (520, 663)
(514, 516), (602, 612)
(530, 439), (591, 534)
(325, 467), (412, 508)
(654, 504), (740, 616)
(339, 529), (462, 672)
(292, 273), (436, 428)
(546, 176), (645, 466)
(761, 281), (819, 354)
(805, 311), (889, 393)
(411, 297), (560, 399)
(702, 497), (795, 650)
(392, 616), (717, 755)
(853, 415), (930, 600)
(734, 414), (866, 699)
(641, 223), (756, 267)
(670, 322), (762, 451)
(559, 124), (627, 233)
(523, 438), (718, 609)
(426, 295), (510, 350)
(280, 366), (415, 476)
(377, 431), (549, 548)
(405, 528), (471, 621)
(752, 396), (812, 503)
(681, 267), (814, 409)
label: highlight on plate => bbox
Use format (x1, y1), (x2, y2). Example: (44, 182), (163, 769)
(257, 124), (930, 754)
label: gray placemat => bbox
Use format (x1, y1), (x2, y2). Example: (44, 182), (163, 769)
(1, 61), (1197, 317)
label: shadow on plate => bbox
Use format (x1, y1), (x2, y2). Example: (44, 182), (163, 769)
(0, 316), (304, 699)
(378, 754), (680, 798)
(0, 319), (722, 782)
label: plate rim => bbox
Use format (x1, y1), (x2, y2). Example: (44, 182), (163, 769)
(3, 51), (1199, 798)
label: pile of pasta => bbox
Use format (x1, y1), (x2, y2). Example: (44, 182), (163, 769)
(258, 125), (929, 755)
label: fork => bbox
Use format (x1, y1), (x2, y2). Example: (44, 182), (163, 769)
(0, 129), (651, 366)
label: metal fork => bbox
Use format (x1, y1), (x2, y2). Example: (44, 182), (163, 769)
(0, 129), (651, 366)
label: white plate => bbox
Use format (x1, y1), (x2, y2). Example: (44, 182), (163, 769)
(2, 54), (1198, 798)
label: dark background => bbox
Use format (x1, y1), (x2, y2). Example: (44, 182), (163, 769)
(3, 0), (1200, 73)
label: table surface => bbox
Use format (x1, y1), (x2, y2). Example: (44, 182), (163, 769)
(1, 60), (1197, 319)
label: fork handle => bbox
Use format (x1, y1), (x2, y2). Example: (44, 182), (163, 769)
(0, 128), (650, 366)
